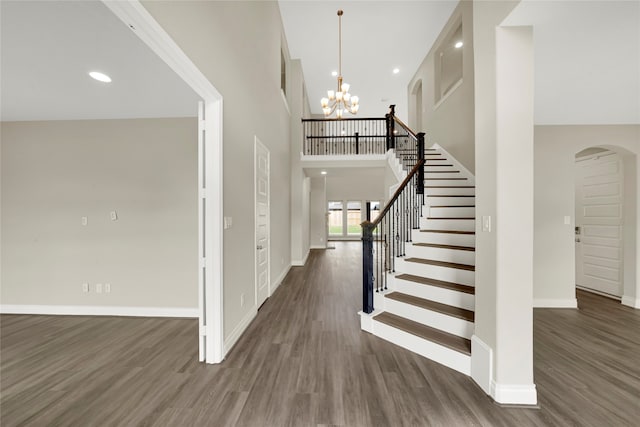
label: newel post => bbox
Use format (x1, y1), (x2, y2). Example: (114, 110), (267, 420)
(417, 132), (425, 194)
(386, 104), (396, 151)
(361, 220), (375, 314)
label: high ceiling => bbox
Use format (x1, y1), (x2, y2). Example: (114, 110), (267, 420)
(2, 1), (637, 125)
(0, 1), (200, 122)
(279, 1), (458, 120)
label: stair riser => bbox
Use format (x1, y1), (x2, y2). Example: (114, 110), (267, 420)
(390, 276), (475, 311)
(425, 187), (475, 196)
(425, 196), (475, 207)
(371, 319), (471, 375)
(384, 298), (474, 339)
(425, 172), (463, 179)
(405, 245), (476, 266)
(423, 165), (460, 173)
(428, 206), (475, 218)
(397, 258), (475, 286)
(424, 179), (471, 188)
(420, 218), (475, 232)
(412, 230), (475, 247)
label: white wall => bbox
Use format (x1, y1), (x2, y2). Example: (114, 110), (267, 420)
(309, 177), (326, 249)
(408, 1), (475, 173)
(141, 1), (292, 344)
(534, 125), (640, 308)
(290, 59), (312, 266)
(1, 118), (198, 311)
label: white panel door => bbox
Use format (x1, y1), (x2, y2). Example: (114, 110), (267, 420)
(575, 151), (623, 297)
(255, 138), (270, 308)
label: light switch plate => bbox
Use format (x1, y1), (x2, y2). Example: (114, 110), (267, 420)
(482, 215), (491, 232)
(81, 216), (88, 226)
(110, 211), (118, 221)
(564, 215), (571, 225)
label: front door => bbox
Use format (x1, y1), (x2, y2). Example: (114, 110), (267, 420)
(255, 137), (270, 308)
(575, 150), (624, 297)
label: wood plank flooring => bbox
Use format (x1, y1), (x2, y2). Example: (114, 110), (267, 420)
(2, 242), (639, 426)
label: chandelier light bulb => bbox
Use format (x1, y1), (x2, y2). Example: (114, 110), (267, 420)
(341, 82), (350, 93)
(321, 98), (329, 108)
(328, 90), (335, 100)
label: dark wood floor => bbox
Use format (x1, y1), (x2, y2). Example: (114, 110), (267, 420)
(2, 242), (639, 426)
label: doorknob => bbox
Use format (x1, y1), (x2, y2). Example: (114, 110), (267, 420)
(257, 245), (263, 250)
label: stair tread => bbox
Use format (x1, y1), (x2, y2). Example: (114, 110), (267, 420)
(373, 312), (471, 355)
(426, 217), (475, 220)
(413, 242), (475, 252)
(426, 186), (475, 188)
(430, 205), (476, 208)
(425, 178), (467, 180)
(425, 153), (444, 156)
(386, 292), (475, 322)
(425, 159), (449, 161)
(405, 257), (475, 272)
(426, 165), (454, 167)
(395, 273), (475, 295)
(426, 171), (460, 173)
(420, 229), (475, 235)
(426, 195), (474, 197)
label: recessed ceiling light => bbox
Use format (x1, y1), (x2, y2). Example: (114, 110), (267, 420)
(455, 41), (463, 49)
(321, 171), (327, 175)
(331, 71), (338, 77)
(393, 68), (400, 74)
(89, 71), (111, 83)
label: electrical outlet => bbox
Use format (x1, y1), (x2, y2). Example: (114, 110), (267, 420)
(82, 283), (89, 293)
(564, 215), (571, 225)
(240, 293), (245, 307)
(96, 283), (103, 294)
(104, 283), (111, 293)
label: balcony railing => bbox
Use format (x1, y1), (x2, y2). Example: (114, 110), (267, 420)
(302, 106), (423, 172)
(302, 117), (387, 155)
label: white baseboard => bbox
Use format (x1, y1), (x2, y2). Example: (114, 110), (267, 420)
(471, 335), (493, 395)
(0, 304), (198, 318)
(491, 381), (538, 405)
(533, 298), (578, 308)
(310, 244), (327, 249)
(291, 249), (309, 266)
(272, 264), (291, 293)
(621, 295), (640, 309)
(223, 305), (257, 355)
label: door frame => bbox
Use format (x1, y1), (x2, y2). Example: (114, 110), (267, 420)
(104, 1), (224, 363)
(254, 136), (271, 306)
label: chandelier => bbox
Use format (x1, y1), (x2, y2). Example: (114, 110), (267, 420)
(320, 10), (359, 118)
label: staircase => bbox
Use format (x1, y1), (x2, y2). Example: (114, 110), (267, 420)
(361, 146), (475, 376)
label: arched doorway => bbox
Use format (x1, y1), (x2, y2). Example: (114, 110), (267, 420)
(575, 145), (637, 306)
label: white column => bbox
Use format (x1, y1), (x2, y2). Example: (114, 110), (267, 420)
(493, 25), (537, 405)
